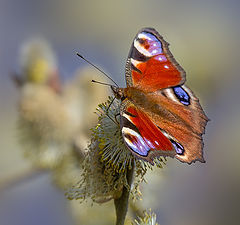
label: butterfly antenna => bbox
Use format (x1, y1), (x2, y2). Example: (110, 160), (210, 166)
(91, 79), (112, 86)
(76, 52), (119, 87)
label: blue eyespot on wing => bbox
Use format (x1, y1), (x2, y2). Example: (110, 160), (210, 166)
(170, 140), (184, 155)
(173, 86), (190, 105)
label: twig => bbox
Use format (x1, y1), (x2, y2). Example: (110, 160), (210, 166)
(114, 162), (135, 225)
(0, 167), (46, 192)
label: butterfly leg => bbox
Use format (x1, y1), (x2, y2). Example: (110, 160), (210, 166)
(114, 113), (120, 124)
(106, 113), (118, 125)
(105, 97), (119, 125)
(106, 96), (116, 113)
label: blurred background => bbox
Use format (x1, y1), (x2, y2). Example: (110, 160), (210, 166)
(0, 0), (240, 225)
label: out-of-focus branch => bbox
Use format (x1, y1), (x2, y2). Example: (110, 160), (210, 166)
(0, 167), (46, 192)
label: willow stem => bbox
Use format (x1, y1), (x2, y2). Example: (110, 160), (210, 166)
(114, 162), (135, 225)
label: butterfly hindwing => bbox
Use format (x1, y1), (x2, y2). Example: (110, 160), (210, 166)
(125, 27), (186, 92)
(141, 85), (209, 163)
(120, 100), (176, 163)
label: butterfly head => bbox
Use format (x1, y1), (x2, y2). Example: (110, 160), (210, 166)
(111, 86), (126, 101)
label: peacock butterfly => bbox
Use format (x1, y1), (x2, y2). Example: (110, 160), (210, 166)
(111, 27), (209, 164)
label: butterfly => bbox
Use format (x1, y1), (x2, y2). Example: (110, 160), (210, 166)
(111, 27), (209, 164)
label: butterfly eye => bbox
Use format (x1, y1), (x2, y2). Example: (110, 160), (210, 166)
(173, 86), (190, 105)
(171, 140), (184, 155)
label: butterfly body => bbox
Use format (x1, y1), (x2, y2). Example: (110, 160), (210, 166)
(111, 28), (208, 164)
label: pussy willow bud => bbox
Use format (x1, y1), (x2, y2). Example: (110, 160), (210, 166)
(134, 210), (159, 225)
(66, 97), (166, 202)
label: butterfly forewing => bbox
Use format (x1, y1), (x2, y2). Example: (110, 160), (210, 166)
(125, 28), (186, 92)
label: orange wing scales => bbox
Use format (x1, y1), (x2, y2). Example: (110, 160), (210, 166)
(135, 57), (182, 92)
(126, 28), (185, 91)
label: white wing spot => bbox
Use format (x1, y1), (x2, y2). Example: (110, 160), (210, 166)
(130, 58), (141, 67)
(122, 113), (133, 123)
(163, 89), (179, 103)
(152, 49), (157, 54)
(155, 55), (167, 62)
(138, 33), (152, 41)
(122, 127), (139, 136)
(134, 40), (152, 57)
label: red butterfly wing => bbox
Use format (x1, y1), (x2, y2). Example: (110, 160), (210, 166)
(125, 27), (185, 92)
(120, 100), (176, 163)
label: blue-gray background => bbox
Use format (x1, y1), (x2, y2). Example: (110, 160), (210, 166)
(0, 0), (240, 225)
